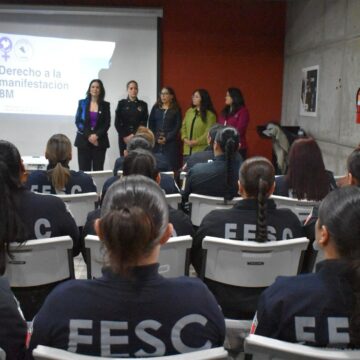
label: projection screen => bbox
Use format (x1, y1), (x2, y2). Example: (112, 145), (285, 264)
(0, 6), (162, 170)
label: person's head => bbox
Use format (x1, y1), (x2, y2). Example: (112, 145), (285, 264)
(191, 89), (216, 122)
(157, 86), (179, 110)
(45, 134), (72, 191)
(286, 137), (329, 201)
(214, 126), (240, 200)
(126, 80), (138, 100)
(96, 175), (172, 276)
(208, 124), (224, 147)
(124, 136), (152, 157)
(0, 140), (26, 275)
(123, 149), (159, 182)
(135, 126), (155, 148)
(346, 147), (360, 186)
(316, 186), (360, 346)
(222, 87), (245, 116)
(86, 79), (105, 102)
(239, 157), (275, 242)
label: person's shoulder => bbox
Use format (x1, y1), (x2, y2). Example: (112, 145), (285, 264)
(27, 170), (47, 181)
(45, 279), (93, 303)
(165, 275), (213, 295)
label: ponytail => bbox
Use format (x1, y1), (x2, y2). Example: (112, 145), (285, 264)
(45, 134), (72, 191)
(47, 163), (71, 191)
(100, 206), (157, 276)
(100, 175), (169, 277)
(224, 137), (236, 201)
(256, 178), (268, 242)
(215, 126), (240, 201)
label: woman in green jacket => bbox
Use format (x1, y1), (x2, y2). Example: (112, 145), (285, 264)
(181, 89), (216, 160)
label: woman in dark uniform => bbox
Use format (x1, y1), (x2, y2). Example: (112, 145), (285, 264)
(74, 79), (110, 171)
(148, 86), (182, 171)
(115, 80), (148, 156)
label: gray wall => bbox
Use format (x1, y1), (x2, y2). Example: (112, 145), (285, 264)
(282, 0), (360, 175)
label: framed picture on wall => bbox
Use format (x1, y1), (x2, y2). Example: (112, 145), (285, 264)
(300, 65), (319, 117)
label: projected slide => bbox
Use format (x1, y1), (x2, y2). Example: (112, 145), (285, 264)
(0, 33), (115, 116)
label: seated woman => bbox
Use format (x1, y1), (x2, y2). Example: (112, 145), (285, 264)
(274, 137), (336, 201)
(0, 140), (79, 320)
(83, 149), (194, 242)
(26, 134), (97, 194)
(192, 157), (304, 319)
(183, 126), (242, 202)
(0, 276), (27, 360)
(29, 175), (225, 356)
(253, 186), (360, 348)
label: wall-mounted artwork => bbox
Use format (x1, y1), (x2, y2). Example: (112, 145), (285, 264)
(300, 65), (319, 117)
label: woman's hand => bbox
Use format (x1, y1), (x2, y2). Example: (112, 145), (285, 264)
(123, 134), (134, 144)
(88, 134), (99, 146)
(184, 139), (197, 147)
(157, 136), (166, 145)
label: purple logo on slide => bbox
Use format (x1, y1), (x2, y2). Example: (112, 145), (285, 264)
(0, 37), (12, 61)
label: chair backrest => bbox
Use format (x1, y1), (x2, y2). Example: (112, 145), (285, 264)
(84, 170), (113, 195)
(189, 194), (241, 226)
(21, 155), (48, 171)
(4, 236), (74, 287)
(84, 235), (193, 279)
(158, 235), (192, 277)
(0, 347), (5, 360)
(166, 193), (182, 209)
(202, 236), (309, 287)
(244, 334), (360, 360)
(33, 345), (228, 360)
(56, 192), (98, 227)
(270, 195), (319, 222)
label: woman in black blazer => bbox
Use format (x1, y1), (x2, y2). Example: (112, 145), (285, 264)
(74, 79), (110, 171)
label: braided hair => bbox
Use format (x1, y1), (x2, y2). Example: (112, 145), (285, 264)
(239, 157), (275, 242)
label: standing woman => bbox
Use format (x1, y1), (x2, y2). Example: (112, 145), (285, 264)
(74, 79), (110, 171)
(148, 87), (182, 171)
(219, 87), (249, 159)
(181, 89), (216, 161)
(115, 80), (148, 156)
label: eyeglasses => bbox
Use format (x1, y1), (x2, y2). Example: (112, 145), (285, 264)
(160, 92), (170, 95)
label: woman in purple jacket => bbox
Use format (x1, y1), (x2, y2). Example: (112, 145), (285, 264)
(218, 87), (249, 159)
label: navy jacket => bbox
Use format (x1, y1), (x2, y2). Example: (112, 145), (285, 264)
(192, 198), (304, 319)
(115, 98), (148, 138)
(25, 169), (96, 194)
(148, 106), (182, 170)
(254, 260), (353, 347)
(0, 277), (27, 360)
(184, 148), (214, 171)
(29, 264), (225, 356)
(74, 99), (111, 149)
(183, 154), (242, 202)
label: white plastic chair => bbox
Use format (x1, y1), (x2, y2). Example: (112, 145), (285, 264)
(84, 170), (113, 195)
(0, 347), (5, 360)
(4, 236), (74, 287)
(166, 193), (182, 209)
(56, 192), (98, 227)
(244, 334), (360, 360)
(189, 194), (242, 227)
(21, 155), (48, 171)
(270, 195), (319, 223)
(84, 235), (193, 279)
(201, 236), (309, 287)
(33, 346), (228, 360)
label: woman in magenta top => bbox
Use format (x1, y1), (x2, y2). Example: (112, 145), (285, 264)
(218, 87), (249, 159)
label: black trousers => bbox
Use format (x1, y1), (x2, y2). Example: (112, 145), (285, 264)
(77, 145), (107, 171)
